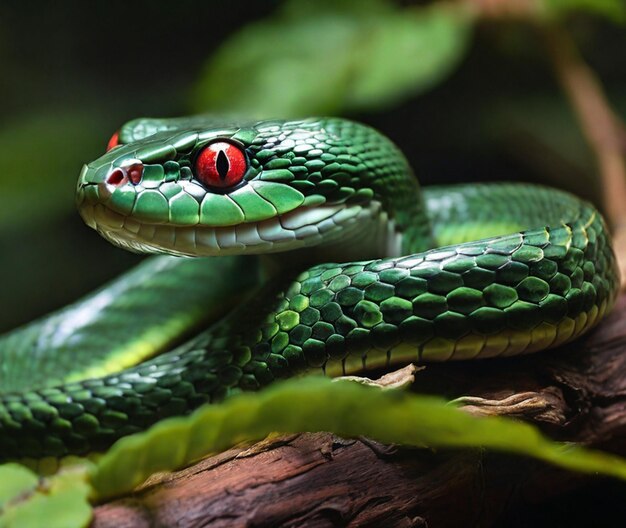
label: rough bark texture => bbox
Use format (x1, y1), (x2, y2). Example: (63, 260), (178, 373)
(92, 295), (626, 528)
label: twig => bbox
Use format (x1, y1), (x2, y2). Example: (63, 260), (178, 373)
(543, 26), (626, 228)
(466, 0), (539, 20)
(543, 26), (626, 288)
(467, 0), (626, 286)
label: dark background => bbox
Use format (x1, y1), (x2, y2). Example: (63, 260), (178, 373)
(0, 1), (624, 525)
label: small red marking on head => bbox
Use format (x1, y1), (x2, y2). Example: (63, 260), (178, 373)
(127, 163), (144, 185)
(106, 162), (143, 187)
(106, 131), (120, 152)
(195, 141), (247, 189)
(106, 168), (127, 186)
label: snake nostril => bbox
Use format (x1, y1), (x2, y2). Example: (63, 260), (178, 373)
(107, 168), (127, 186)
(106, 163), (143, 187)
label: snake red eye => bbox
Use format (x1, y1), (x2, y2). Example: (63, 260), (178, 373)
(194, 141), (247, 189)
(106, 131), (120, 152)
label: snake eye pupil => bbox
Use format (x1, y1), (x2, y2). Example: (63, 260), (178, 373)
(216, 150), (229, 179)
(106, 130), (120, 152)
(195, 141), (247, 189)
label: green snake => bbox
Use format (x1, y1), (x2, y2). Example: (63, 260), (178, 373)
(0, 116), (619, 460)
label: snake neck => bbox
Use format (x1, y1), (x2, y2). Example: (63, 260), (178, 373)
(261, 199), (423, 275)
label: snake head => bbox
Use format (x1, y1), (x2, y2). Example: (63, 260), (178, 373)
(77, 116), (417, 258)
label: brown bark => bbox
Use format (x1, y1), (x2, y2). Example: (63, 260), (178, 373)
(91, 293), (626, 527)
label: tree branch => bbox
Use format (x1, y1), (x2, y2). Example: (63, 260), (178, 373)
(92, 294), (626, 528)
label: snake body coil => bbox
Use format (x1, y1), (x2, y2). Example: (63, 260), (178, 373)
(0, 117), (618, 459)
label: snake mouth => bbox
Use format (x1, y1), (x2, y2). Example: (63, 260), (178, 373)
(79, 197), (390, 257)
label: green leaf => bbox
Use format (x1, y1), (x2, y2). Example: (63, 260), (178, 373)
(90, 377), (626, 500)
(345, 5), (472, 110)
(0, 465), (92, 528)
(0, 464), (38, 510)
(541, 0), (626, 22)
(192, 0), (472, 117)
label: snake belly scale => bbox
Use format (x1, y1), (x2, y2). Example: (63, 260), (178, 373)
(0, 117), (618, 459)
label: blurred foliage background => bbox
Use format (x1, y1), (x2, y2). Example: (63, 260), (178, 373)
(0, 0), (624, 523)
